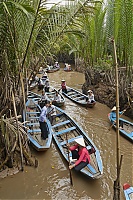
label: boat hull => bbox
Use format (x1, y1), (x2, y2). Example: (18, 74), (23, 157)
(108, 113), (133, 143)
(51, 107), (103, 179)
(23, 98), (52, 151)
(62, 87), (96, 108)
(123, 183), (133, 200)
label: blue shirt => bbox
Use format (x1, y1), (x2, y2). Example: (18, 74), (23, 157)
(110, 111), (122, 123)
(39, 106), (47, 122)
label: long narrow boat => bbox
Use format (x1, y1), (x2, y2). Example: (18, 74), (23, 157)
(45, 87), (65, 107)
(28, 89), (65, 108)
(123, 183), (133, 200)
(108, 113), (133, 143)
(45, 65), (60, 73)
(62, 87), (96, 108)
(51, 107), (103, 179)
(23, 98), (52, 151)
(29, 80), (38, 90)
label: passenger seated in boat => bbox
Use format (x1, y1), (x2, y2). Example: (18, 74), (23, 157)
(54, 61), (59, 68)
(38, 90), (47, 108)
(86, 90), (95, 103)
(44, 79), (50, 92)
(67, 136), (90, 171)
(61, 80), (67, 93)
(53, 91), (61, 103)
(42, 72), (48, 79)
(47, 101), (57, 125)
(110, 106), (126, 129)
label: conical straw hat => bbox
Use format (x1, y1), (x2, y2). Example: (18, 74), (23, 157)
(74, 137), (85, 147)
(111, 106), (116, 111)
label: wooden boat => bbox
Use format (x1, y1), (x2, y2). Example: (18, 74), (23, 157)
(45, 87), (65, 107)
(123, 183), (133, 200)
(28, 89), (65, 108)
(108, 113), (133, 143)
(45, 65), (60, 73)
(51, 107), (103, 179)
(64, 67), (72, 72)
(62, 87), (96, 108)
(29, 80), (38, 90)
(23, 98), (52, 151)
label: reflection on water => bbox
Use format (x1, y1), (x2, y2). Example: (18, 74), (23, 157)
(0, 67), (132, 200)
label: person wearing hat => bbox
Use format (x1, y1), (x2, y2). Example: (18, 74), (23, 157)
(46, 101), (57, 125)
(38, 90), (47, 108)
(110, 106), (126, 129)
(67, 136), (90, 171)
(60, 80), (67, 93)
(44, 78), (50, 92)
(39, 100), (49, 140)
(53, 91), (61, 103)
(86, 90), (95, 103)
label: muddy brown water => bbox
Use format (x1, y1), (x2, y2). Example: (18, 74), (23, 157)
(0, 66), (133, 199)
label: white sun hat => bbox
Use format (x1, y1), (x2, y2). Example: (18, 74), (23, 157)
(62, 79), (65, 82)
(74, 136), (85, 147)
(88, 90), (92, 93)
(111, 106), (116, 111)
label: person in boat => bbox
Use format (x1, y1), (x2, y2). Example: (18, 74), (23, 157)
(42, 72), (48, 79)
(39, 100), (49, 140)
(53, 91), (61, 103)
(86, 90), (95, 103)
(46, 101), (57, 125)
(61, 80), (67, 93)
(38, 78), (44, 91)
(38, 90), (47, 108)
(44, 79), (50, 92)
(67, 136), (90, 171)
(54, 61), (59, 68)
(110, 106), (126, 129)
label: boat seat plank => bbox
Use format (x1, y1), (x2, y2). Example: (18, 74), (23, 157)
(60, 135), (83, 146)
(26, 112), (40, 114)
(128, 132), (133, 137)
(86, 145), (92, 150)
(27, 122), (39, 126)
(75, 96), (85, 101)
(69, 93), (79, 98)
(28, 129), (40, 133)
(52, 120), (70, 128)
(56, 126), (76, 136)
(87, 164), (97, 174)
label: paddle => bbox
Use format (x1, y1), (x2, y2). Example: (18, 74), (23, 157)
(109, 106), (129, 131)
(66, 133), (73, 186)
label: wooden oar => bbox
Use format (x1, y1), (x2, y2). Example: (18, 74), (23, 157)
(66, 133), (73, 186)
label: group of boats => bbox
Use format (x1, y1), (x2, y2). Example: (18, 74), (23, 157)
(23, 68), (133, 198)
(23, 84), (103, 180)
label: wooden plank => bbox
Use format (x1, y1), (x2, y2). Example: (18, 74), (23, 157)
(52, 120), (70, 128)
(27, 122), (39, 126)
(26, 112), (40, 114)
(56, 126), (76, 136)
(28, 129), (40, 133)
(60, 135), (82, 146)
(87, 164), (96, 174)
(75, 96), (85, 101)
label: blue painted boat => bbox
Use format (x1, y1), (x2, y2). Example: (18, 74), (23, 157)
(62, 87), (96, 108)
(123, 183), (133, 200)
(23, 98), (52, 151)
(28, 89), (65, 108)
(51, 106), (103, 179)
(108, 113), (133, 143)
